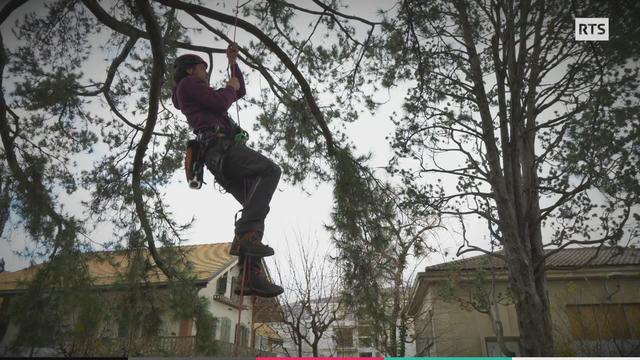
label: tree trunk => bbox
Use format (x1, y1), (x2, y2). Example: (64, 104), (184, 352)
(501, 219), (554, 356)
(453, 0), (555, 353)
(398, 312), (407, 357)
(388, 261), (404, 356)
(509, 273), (553, 355)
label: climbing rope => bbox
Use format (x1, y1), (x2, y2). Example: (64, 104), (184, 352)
(230, 0), (241, 129)
(233, 256), (249, 357)
(230, 1), (258, 356)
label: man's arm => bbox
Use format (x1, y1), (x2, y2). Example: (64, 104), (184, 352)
(226, 43), (246, 100)
(230, 63), (246, 99)
(182, 76), (237, 113)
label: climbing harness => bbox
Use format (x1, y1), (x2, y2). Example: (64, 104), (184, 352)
(184, 127), (230, 189)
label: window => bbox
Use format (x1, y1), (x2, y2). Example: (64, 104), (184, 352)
(485, 337), (521, 356)
(335, 327), (354, 348)
(359, 336), (372, 347)
(220, 317), (231, 343)
(216, 273), (228, 295)
(212, 317), (219, 340)
(359, 352), (373, 357)
(415, 308), (435, 356)
(234, 324), (249, 347)
(242, 326), (250, 347)
(358, 322), (371, 347)
(230, 276), (243, 301)
(566, 303), (640, 340)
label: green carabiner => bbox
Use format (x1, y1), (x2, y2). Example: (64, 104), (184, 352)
(234, 130), (249, 144)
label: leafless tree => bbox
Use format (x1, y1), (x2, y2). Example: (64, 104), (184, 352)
(274, 235), (344, 357)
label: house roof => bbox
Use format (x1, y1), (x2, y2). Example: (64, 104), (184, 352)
(0, 242), (235, 293)
(254, 322), (282, 340)
(408, 246), (640, 316)
(423, 246), (640, 272)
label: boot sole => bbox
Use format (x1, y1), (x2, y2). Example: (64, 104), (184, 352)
(229, 247), (275, 257)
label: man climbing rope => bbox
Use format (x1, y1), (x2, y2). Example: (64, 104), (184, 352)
(171, 44), (283, 297)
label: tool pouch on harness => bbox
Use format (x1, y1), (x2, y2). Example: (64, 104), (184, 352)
(185, 139), (204, 189)
(225, 113), (249, 144)
(184, 114), (246, 189)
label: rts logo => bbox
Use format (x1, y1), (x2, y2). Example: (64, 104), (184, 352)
(575, 18), (609, 41)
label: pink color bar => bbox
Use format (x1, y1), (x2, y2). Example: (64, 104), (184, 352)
(258, 358), (385, 360)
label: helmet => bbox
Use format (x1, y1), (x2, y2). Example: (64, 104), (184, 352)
(174, 54), (207, 70)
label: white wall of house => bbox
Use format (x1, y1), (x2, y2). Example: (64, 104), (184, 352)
(197, 261), (254, 345)
(414, 281), (520, 357)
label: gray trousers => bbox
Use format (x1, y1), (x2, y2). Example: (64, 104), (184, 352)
(204, 139), (281, 234)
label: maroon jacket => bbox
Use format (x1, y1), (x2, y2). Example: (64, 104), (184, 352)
(171, 63), (246, 133)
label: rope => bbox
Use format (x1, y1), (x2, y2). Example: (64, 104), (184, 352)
(233, 255), (249, 357)
(231, 4), (246, 356)
(230, 0), (241, 128)
(233, 0), (239, 42)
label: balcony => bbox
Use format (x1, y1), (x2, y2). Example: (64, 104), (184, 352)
(212, 294), (248, 310)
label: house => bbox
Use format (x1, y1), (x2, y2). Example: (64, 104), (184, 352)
(408, 247), (640, 356)
(0, 242), (284, 357)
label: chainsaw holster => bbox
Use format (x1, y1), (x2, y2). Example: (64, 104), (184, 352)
(185, 139), (205, 189)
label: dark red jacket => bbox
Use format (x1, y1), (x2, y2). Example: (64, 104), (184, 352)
(171, 63), (246, 132)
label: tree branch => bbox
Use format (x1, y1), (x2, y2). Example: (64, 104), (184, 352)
(133, 0), (177, 280)
(81, 0), (221, 54)
(0, 0), (27, 25)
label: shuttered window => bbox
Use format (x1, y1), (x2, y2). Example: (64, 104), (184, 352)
(335, 327), (354, 348)
(220, 317), (231, 343)
(216, 273), (228, 295)
(566, 303), (640, 340)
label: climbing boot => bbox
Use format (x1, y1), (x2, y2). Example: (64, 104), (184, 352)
(229, 230), (274, 257)
(234, 264), (284, 298)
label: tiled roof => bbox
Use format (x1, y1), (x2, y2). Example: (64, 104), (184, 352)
(423, 246), (640, 272)
(254, 322), (282, 340)
(0, 242), (234, 293)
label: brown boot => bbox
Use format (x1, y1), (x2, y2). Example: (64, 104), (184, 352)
(229, 231), (274, 257)
(234, 264), (284, 298)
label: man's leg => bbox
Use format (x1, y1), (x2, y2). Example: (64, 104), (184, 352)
(222, 143), (281, 235)
(203, 141), (283, 297)
(234, 254), (284, 298)
(204, 142), (280, 257)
